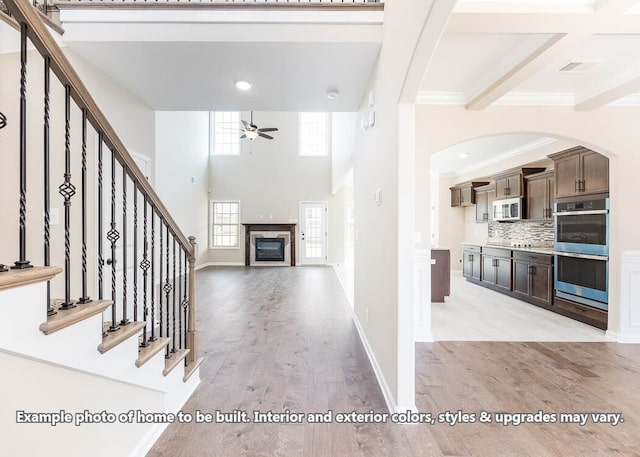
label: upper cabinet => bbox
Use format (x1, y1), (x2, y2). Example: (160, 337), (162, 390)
(525, 170), (554, 220)
(549, 147), (609, 199)
(475, 183), (495, 222)
(450, 181), (490, 207)
(493, 167), (546, 199)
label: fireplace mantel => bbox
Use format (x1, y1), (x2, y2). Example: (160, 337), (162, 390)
(242, 223), (296, 266)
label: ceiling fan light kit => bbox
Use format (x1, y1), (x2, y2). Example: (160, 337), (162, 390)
(240, 111), (278, 141)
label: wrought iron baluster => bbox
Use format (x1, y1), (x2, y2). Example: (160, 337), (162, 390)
(171, 234), (177, 353)
(182, 249), (188, 350)
(107, 150), (120, 332)
(150, 211), (157, 341)
(78, 108), (91, 304)
(58, 85), (76, 309)
(97, 134), (104, 300)
(133, 185), (138, 322)
(120, 165), (129, 326)
(140, 195), (150, 347)
(178, 247), (182, 349)
(159, 217), (163, 340)
(164, 224), (172, 358)
(13, 22), (32, 271)
(43, 55), (55, 315)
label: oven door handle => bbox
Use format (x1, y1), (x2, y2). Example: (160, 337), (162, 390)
(554, 251), (609, 261)
(553, 210), (609, 216)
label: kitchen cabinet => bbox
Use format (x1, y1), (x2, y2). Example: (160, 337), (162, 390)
(481, 247), (512, 291)
(549, 147), (609, 199)
(474, 183), (495, 222)
(525, 171), (554, 220)
(512, 251), (553, 307)
(462, 245), (482, 281)
(493, 167), (547, 199)
(431, 249), (450, 302)
(450, 181), (490, 207)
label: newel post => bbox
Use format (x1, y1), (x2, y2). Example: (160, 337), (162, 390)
(187, 236), (197, 364)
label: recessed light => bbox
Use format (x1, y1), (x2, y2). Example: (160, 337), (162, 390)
(326, 89), (339, 100)
(235, 80), (252, 91)
(459, 153), (469, 158)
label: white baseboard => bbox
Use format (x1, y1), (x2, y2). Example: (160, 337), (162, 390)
(351, 311), (399, 414)
(606, 330), (640, 343)
(196, 262), (244, 270)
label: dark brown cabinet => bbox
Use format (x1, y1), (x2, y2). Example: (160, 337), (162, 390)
(495, 172), (522, 198)
(481, 247), (512, 291)
(431, 249), (450, 302)
(450, 181), (490, 207)
(462, 245), (482, 281)
(525, 171), (554, 220)
(474, 183), (495, 222)
(512, 251), (553, 307)
(549, 147), (609, 199)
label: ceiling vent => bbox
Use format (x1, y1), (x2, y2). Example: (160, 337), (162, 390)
(558, 60), (602, 73)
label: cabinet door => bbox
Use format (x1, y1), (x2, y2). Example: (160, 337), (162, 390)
(486, 190), (495, 221)
(495, 258), (512, 291)
(472, 254), (482, 281)
(526, 177), (546, 220)
(481, 256), (495, 285)
(460, 186), (473, 206)
(581, 151), (609, 195)
(554, 154), (580, 198)
(546, 177), (554, 219)
(512, 260), (531, 298)
(475, 191), (488, 222)
(530, 263), (553, 306)
(462, 252), (472, 277)
(495, 178), (508, 198)
(451, 188), (461, 207)
(508, 174), (521, 197)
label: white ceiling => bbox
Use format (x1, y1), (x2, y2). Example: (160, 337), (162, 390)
(54, 7), (383, 112)
(422, 0), (640, 174)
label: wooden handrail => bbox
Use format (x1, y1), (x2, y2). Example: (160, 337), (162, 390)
(3, 0), (194, 260)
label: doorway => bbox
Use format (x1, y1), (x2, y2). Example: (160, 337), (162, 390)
(299, 201), (328, 265)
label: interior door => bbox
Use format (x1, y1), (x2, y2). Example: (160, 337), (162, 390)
(299, 202), (327, 265)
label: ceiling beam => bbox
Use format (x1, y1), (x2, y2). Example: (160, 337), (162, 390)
(575, 72), (640, 110)
(594, 0), (640, 14)
(465, 31), (590, 110)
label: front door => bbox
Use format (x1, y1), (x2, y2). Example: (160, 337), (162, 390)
(299, 202), (327, 265)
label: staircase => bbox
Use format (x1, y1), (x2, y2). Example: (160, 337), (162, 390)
(0, 1), (202, 455)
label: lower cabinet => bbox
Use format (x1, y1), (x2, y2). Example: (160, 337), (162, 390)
(480, 247), (512, 291)
(462, 245), (482, 281)
(512, 252), (553, 307)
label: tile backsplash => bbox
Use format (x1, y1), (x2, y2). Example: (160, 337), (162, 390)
(488, 221), (554, 247)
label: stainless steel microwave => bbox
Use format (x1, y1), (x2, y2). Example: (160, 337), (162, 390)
(492, 197), (523, 221)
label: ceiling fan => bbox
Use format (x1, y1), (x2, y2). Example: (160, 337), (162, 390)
(240, 111), (278, 140)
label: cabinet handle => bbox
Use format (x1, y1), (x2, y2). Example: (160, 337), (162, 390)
(581, 180), (585, 192)
(575, 180), (578, 192)
(483, 213), (488, 221)
(469, 254), (473, 261)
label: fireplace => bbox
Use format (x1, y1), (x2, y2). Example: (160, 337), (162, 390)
(255, 238), (285, 262)
(243, 223), (296, 266)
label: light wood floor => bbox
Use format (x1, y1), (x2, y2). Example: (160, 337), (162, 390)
(148, 266), (640, 457)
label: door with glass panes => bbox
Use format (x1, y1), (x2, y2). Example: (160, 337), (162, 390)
(299, 202), (327, 265)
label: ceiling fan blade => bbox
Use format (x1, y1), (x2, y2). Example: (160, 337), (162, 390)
(241, 120), (249, 129)
(240, 133), (247, 139)
(258, 132), (274, 140)
(257, 128), (278, 132)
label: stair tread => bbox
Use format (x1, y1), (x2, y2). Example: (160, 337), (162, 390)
(136, 337), (170, 368)
(0, 266), (62, 291)
(163, 348), (190, 376)
(183, 356), (204, 382)
(40, 299), (112, 335)
(99, 321), (145, 354)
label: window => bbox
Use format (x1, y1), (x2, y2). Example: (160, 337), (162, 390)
(211, 111), (240, 155)
(210, 201), (240, 249)
(299, 112), (329, 157)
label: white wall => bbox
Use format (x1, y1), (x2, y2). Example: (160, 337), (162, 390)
(155, 111), (210, 266)
(208, 111), (343, 265)
(331, 112), (357, 194)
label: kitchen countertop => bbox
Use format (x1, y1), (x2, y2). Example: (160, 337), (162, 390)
(462, 242), (554, 255)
